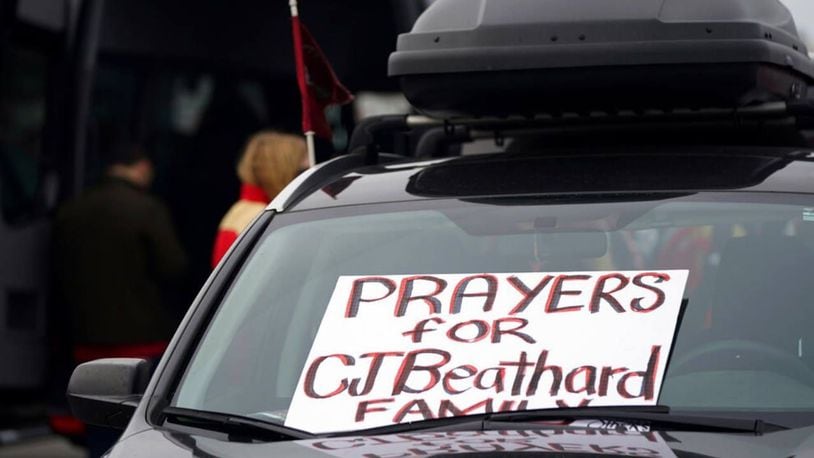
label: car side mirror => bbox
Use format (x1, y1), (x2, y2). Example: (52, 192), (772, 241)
(67, 358), (151, 429)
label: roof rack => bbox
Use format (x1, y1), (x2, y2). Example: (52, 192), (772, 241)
(348, 99), (814, 165)
(273, 98), (814, 211)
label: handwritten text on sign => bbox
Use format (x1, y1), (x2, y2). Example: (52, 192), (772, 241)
(285, 270), (689, 433)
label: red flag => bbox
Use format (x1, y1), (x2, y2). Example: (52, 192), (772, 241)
(291, 14), (354, 140)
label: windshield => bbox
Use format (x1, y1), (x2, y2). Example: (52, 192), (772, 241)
(172, 192), (814, 434)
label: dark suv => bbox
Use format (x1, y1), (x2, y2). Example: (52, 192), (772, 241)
(66, 0), (814, 456)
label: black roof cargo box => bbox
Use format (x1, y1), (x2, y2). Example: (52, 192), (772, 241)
(389, 0), (814, 117)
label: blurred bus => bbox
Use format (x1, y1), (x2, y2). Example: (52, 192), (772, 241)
(0, 0), (423, 426)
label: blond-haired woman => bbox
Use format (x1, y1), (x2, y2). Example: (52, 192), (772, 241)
(211, 131), (308, 267)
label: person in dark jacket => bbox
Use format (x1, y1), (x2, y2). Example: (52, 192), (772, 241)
(54, 143), (187, 359)
(52, 142), (187, 457)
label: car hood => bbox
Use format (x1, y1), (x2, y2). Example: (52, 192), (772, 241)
(109, 424), (814, 457)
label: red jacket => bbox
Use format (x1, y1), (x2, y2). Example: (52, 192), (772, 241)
(212, 184), (270, 267)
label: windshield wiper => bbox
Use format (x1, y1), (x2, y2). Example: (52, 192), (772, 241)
(488, 405), (785, 434)
(344, 405), (785, 437)
(162, 406), (314, 441)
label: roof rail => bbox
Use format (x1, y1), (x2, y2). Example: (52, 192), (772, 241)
(348, 100), (814, 163)
(271, 98), (814, 212)
(347, 115), (410, 165)
(269, 150), (410, 212)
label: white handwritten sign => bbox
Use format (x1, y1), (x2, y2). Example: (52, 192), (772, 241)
(298, 430), (677, 458)
(285, 270), (689, 433)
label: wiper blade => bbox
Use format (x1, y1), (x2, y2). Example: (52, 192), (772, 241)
(488, 405), (785, 434)
(163, 406), (314, 441)
(346, 405), (786, 437)
(335, 406), (666, 437)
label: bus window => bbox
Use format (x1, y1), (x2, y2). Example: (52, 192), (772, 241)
(0, 41), (48, 224)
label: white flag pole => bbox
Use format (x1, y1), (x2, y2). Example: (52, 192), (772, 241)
(305, 131), (316, 167)
(290, 0), (317, 167)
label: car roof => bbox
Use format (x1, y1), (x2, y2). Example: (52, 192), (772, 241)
(272, 146), (814, 213)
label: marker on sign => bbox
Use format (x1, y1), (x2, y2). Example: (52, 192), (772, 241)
(286, 270), (689, 434)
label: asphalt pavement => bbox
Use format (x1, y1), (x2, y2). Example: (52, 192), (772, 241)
(0, 432), (84, 457)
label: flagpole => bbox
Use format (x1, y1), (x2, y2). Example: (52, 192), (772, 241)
(290, 0), (316, 167)
(305, 131), (316, 167)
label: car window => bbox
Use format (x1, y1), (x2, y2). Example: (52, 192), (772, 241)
(172, 193), (814, 433)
